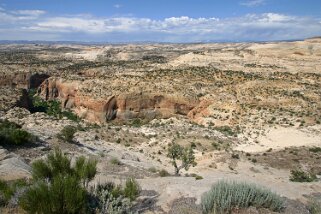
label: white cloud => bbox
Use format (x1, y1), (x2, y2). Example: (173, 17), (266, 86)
(0, 7), (320, 42)
(240, 0), (265, 7)
(12, 10), (45, 16)
(114, 4), (122, 9)
(0, 8), (46, 23)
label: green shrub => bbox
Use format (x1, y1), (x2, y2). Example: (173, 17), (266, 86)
(308, 195), (321, 214)
(231, 153), (240, 159)
(0, 120), (34, 146)
(0, 179), (27, 206)
(159, 169), (170, 177)
(195, 175), (203, 180)
(148, 167), (157, 173)
(309, 147), (321, 153)
(188, 173), (204, 180)
(20, 176), (88, 213)
(30, 91), (79, 122)
(167, 143), (196, 175)
(0, 180), (15, 205)
(57, 125), (77, 143)
(213, 126), (237, 136)
(20, 149), (97, 213)
(201, 180), (284, 214)
(92, 179), (141, 213)
(92, 183), (131, 213)
(131, 118), (143, 127)
(290, 169), (317, 182)
(123, 178), (141, 202)
(110, 157), (122, 165)
(211, 142), (220, 150)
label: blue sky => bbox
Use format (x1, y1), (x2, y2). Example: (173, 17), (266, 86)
(0, 0), (321, 42)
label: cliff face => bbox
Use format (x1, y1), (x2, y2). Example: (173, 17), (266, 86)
(0, 72), (48, 111)
(0, 72), (49, 89)
(2, 41), (320, 128)
(38, 77), (198, 123)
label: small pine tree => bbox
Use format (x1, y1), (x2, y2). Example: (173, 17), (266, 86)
(19, 148), (97, 213)
(123, 178), (141, 201)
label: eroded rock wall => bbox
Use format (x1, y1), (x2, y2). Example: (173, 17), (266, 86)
(37, 77), (198, 123)
(0, 72), (49, 89)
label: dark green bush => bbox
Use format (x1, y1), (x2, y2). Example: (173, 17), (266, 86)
(20, 176), (88, 214)
(167, 143), (196, 175)
(308, 195), (321, 214)
(0, 180), (15, 205)
(159, 169), (170, 177)
(57, 126), (77, 143)
(231, 153), (240, 159)
(201, 180), (284, 214)
(187, 173), (204, 180)
(213, 126), (237, 136)
(123, 178), (140, 202)
(290, 169), (317, 182)
(0, 120), (34, 146)
(19, 149), (97, 213)
(131, 118), (143, 127)
(110, 157), (122, 165)
(309, 147), (321, 153)
(195, 175), (203, 180)
(0, 179), (27, 206)
(29, 90), (79, 122)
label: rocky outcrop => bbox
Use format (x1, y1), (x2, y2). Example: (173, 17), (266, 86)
(37, 77), (199, 124)
(0, 88), (32, 112)
(1, 107), (77, 141)
(0, 72), (49, 89)
(0, 148), (31, 180)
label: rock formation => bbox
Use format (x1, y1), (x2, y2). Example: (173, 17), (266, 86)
(37, 77), (198, 123)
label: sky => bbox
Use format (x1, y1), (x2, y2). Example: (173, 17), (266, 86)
(0, 0), (321, 42)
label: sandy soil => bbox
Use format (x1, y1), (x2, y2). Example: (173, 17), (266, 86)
(139, 160), (321, 212)
(235, 126), (321, 153)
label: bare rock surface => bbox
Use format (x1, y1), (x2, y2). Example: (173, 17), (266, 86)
(0, 148), (31, 180)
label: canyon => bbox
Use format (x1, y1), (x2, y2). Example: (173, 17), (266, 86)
(0, 39), (320, 213)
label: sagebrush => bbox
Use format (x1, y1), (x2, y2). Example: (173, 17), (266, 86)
(201, 180), (284, 214)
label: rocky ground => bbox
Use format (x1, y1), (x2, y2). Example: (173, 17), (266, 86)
(0, 39), (320, 213)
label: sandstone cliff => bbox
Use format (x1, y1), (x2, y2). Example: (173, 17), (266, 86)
(38, 77), (198, 123)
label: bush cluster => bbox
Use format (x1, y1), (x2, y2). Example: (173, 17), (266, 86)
(91, 178), (141, 213)
(167, 142), (196, 175)
(201, 180), (284, 214)
(0, 149), (141, 213)
(57, 125), (77, 143)
(289, 169), (317, 182)
(29, 89), (79, 122)
(213, 126), (237, 137)
(0, 179), (27, 206)
(0, 120), (34, 146)
(309, 147), (321, 153)
(19, 149), (97, 213)
(159, 169), (170, 177)
(308, 195), (321, 214)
